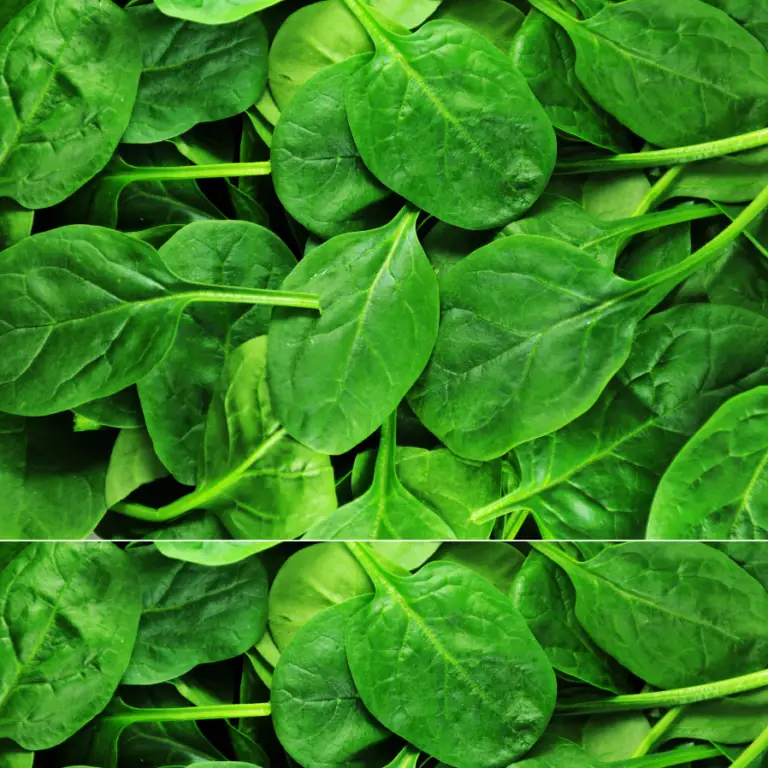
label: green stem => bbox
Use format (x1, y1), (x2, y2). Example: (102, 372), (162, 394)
(114, 428), (289, 522)
(714, 201), (768, 260)
(107, 702), (271, 724)
(631, 707), (685, 757)
(555, 669), (768, 715)
(110, 160), (272, 183)
(731, 726), (768, 768)
(632, 182), (768, 293)
(502, 509), (529, 539)
(342, 0), (389, 40)
(617, 745), (721, 768)
(188, 286), (321, 311)
(632, 166), (685, 217)
(554, 128), (768, 174)
(529, 0), (578, 28)
(375, 410), (399, 492)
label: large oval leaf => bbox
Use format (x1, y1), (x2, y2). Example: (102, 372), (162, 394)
(344, 4), (556, 229)
(537, 542), (768, 689)
(0, 0), (141, 208)
(346, 549), (556, 768)
(648, 386), (768, 539)
(123, 5), (267, 144)
(268, 208), (439, 454)
(0, 543), (141, 750)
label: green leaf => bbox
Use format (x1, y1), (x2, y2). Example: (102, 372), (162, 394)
(153, 337), (338, 539)
(648, 386), (768, 538)
(0, 226), (317, 417)
(511, 11), (630, 153)
(581, 713), (651, 761)
(155, 0), (285, 25)
(669, 686), (768, 744)
(155, 542), (274, 566)
(433, 542), (524, 593)
(105, 427), (168, 508)
(267, 0), (373, 109)
(344, 4), (556, 229)
(671, 146), (768, 204)
(507, 738), (598, 768)
(272, 55), (396, 240)
(0, 543), (141, 750)
(408, 235), (668, 461)
(271, 596), (394, 768)
(0, 413), (111, 538)
(268, 208), (439, 454)
(305, 413), (456, 539)
(0, 0), (142, 208)
(137, 221), (297, 485)
(0, 201), (32, 251)
(511, 552), (632, 694)
(475, 303), (768, 539)
(434, 0), (524, 51)
(74, 388), (145, 431)
(345, 547), (557, 768)
(532, 0), (768, 147)
(124, 6), (267, 144)
(703, 0), (768, 47)
(267, 542), (373, 651)
(537, 541), (768, 689)
(123, 545), (268, 685)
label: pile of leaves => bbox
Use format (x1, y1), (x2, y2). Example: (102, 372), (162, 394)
(2, 540), (768, 767)
(1, 0), (768, 540)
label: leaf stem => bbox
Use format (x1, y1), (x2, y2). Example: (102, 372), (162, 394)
(555, 669), (768, 715)
(631, 166), (685, 217)
(107, 702), (271, 724)
(342, 0), (388, 40)
(633, 182), (768, 293)
(375, 410), (399, 493)
(631, 706), (685, 757)
(730, 725), (768, 768)
(110, 161), (272, 183)
(188, 287), (321, 311)
(555, 128), (768, 174)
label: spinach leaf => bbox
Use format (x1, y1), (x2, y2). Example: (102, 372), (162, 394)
(408, 235), (667, 460)
(139, 337), (337, 538)
(703, 0), (768, 47)
(671, 146), (768, 204)
(648, 386), (768, 539)
(123, 6), (267, 144)
(433, 0), (524, 51)
(105, 428), (168, 509)
(137, 221), (297, 485)
(669, 687), (768, 744)
(268, 208), (439, 454)
(531, 0), (768, 147)
(0, 0), (142, 209)
(155, 542), (273, 566)
(0, 226), (318, 417)
(123, 544), (268, 685)
(0, 201), (32, 250)
(536, 541), (768, 689)
(267, 0), (373, 109)
(511, 10), (630, 153)
(433, 542), (524, 593)
(0, 543), (141, 750)
(0, 413), (112, 539)
(154, 0), (285, 25)
(268, 542), (373, 651)
(345, 545), (557, 768)
(272, 55), (396, 239)
(304, 412), (456, 539)
(511, 551), (632, 694)
(74, 388), (145, 431)
(409, 193), (768, 461)
(343, 1), (556, 229)
(271, 596), (394, 768)
(472, 303), (768, 539)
